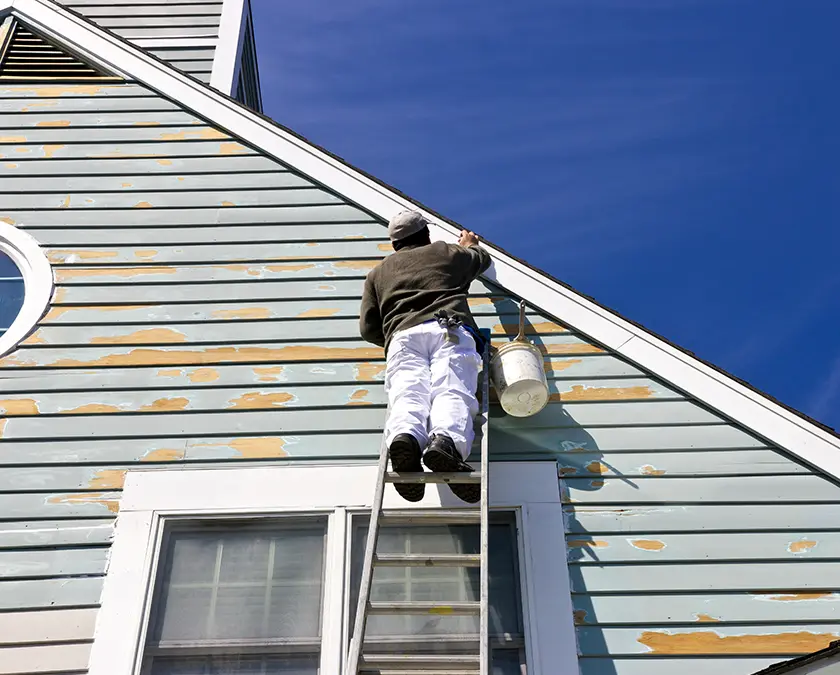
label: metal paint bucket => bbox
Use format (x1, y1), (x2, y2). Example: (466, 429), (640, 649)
(490, 300), (549, 417)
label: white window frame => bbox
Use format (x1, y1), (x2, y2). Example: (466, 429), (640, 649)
(88, 461), (577, 675)
(0, 222), (53, 358)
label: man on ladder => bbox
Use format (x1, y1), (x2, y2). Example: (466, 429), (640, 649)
(360, 210), (491, 503)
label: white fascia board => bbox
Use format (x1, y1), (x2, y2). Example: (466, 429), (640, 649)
(11, 0), (840, 478)
(209, 0), (246, 95)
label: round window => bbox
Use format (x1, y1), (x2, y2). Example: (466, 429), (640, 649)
(0, 251), (25, 339)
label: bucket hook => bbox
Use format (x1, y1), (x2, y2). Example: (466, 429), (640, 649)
(515, 299), (527, 343)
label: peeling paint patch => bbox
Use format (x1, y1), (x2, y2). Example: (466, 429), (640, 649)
(297, 308), (340, 318)
(540, 343), (604, 356)
(467, 297), (494, 307)
(254, 366), (285, 382)
(630, 539), (666, 551)
(543, 359), (583, 374)
(0, 217), (15, 225)
(494, 321), (567, 335)
(59, 195), (71, 209)
(0, 136), (27, 143)
(228, 391), (295, 409)
(139, 397), (190, 412)
(48, 492), (119, 514)
(49, 345), (384, 368)
(89, 469), (126, 490)
(220, 201), (235, 207)
(354, 362), (386, 381)
(212, 307), (271, 320)
(156, 159), (173, 166)
(48, 249), (117, 262)
(36, 120), (71, 127)
(638, 630), (838, 655)
(56, 266), (175, 280)
(788, 540), (818, 554)
(378, 243), (393, 252)
(695, 614), (721, 623)
(159, 128), (227, 141)
(90, 328), (188, 344)
(61, 403), (122, 414)
(134, 121), (160, 126)
(134, 250), (158, 260)
(42, 144), (64, 159)
(134, 202), (153, 209)
(567, 539), (609, 548)
(219, 142), (246, 155)
(589, 479), (605, 488)
(45, 305), (147, 321)
(142, 448), (186, 462)
(640, 465), (666, 476)
(193, 437), (287, 459)
(16, 85), (111, 96)
(348, 389), (371, 406)
(334, 260), (378, 270)
(265, 263), (316, 273)
(558, 466), (578, 476)
(0, 398), (40, 415)
(5, 164), (17, 169)
(0, 419), (6, 438)
(586, 461), (608, 475)
(553, 385), (654, 401)
(121, 183), (132, 188)
(767, 593), (832, 602)
(573, 610), (588, 625)
(157, 369), (183, 378)
(189, 368), (220, 383)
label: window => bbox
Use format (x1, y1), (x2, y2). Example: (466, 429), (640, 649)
(90, 463), (575, 675)
(0, 221), (53, 358)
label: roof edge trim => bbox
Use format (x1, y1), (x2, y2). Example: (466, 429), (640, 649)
(10, 0), (840, 479)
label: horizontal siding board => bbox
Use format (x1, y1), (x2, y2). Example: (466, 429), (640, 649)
(0, 401), (717, 441)
(62, 0), (222, 5)
(563, 475), (840, 504)
(0, 493), (121, 519)
(0, 577), (102, 610)
(0, 608), (97, 645)
(0, 124), (233, 143)
(0, 548), (107, 579)
(40, 299), (533, 324)
(567, 504), (840, 533)
(0, 84), (151, 98)
(574, 592), (840, 626)
(567, 532), (840, 564)
(0, 97), (180, 113)
(0, 520), (113, 549)
(107, 26), (219, 37)
(87, 15), (221, 27)
(0, 355), (639, 394)
(23, 314), (572, 346)
(0, 380), (674, 421)
(0, 642), (91, 674)
(3, 204), (371, 225)
(32, 222), (383, 245)
(559, 449), (805, 478)
(147, 48), (217, 60)
(65, 4), (223, 16)
(577, 623), (840, 656)
(0, 139), (253, 159)
(570, 562), (840, 592)
(0, 110), (205, 128)
(578, 659), (779, 675)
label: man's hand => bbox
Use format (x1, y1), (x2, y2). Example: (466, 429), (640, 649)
(458, 230), (480, 247)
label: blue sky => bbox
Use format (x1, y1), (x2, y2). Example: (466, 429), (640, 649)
(253, 0), (839, 431)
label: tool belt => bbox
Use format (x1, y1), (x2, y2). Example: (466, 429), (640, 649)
(434, 310), (487, 354)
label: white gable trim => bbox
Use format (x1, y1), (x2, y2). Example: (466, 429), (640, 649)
(9, 0), (840, 479)
(210, 0), (246, 96)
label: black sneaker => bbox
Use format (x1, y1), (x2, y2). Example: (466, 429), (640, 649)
(389, 433), (425, 502)
(422, 434), (480, 504)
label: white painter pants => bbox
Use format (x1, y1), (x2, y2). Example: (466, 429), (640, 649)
(384, 321), (482, 461)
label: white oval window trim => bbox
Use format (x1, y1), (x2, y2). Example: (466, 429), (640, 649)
(0, 222), (53, 359)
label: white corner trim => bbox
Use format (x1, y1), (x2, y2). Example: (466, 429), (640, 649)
(209, 0), (245, 95)
(90, 462), (561, 675)
(0, 223), (53, 359)
(11, 0), (840, 479)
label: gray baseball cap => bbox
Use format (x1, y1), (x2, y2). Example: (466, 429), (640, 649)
(388, 210), (429, 242)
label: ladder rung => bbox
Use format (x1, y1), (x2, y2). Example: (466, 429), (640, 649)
(385, 472), (481, 484)
(360, 654), (479, 675)
(368, 601), (480, 616)
(360, 671), (478, 675)
(379, 509), (480, 525)
(375, 553), (481, 567)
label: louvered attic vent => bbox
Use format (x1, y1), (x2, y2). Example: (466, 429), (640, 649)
(0, 20), (120, 82)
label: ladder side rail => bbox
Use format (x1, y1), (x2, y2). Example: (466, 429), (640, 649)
(478, 332), (492, 675)
(345, 434), (390, 675)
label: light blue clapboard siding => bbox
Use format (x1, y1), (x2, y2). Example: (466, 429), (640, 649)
(1, 82), (839, 675)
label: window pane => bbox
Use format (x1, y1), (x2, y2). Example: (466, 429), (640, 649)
(152, 524), (325, 643)
(0, 252), (24, 337)
(350, 518), (523, 644)
(150, 655), (319, 675)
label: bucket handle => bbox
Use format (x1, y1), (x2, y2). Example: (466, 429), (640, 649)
(516, 299), (527, 342)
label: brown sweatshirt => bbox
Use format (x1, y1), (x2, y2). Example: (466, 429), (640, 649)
(359, 241), (492, 352)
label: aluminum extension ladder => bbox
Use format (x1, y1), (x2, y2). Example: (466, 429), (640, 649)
(345, 330), (492, 675)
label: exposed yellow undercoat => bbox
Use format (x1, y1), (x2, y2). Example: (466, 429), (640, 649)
(90, 328), (188, 345)
(638, 629), (838, 655)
